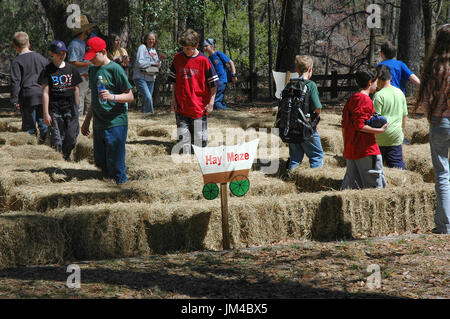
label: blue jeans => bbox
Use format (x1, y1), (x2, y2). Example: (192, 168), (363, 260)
(134, 78), (155, 114)
(93, 125), (128, 185)
(429, 116), (450, 234)
(21, 104), (48, 138)
(288, 130), (324, 169)
(214, 82), (227, 109)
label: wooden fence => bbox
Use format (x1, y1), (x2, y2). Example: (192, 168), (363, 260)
(0, 70), (358, 107)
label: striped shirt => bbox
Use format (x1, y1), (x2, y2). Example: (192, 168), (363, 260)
(169, 51), (219, 119)
(421, 65), (450, 118)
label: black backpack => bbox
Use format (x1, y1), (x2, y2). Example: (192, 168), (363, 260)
(275, 78), (320, 143)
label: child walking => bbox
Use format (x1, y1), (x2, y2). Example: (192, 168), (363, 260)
(373, 64), (408, 169)
(10, 31), (49, 142)
(341, 68), (389, 190)
(80, 37), (134, 185)
(286, 55), (324, 170)
(39, 40), (82, 160)
(169, 29), (219, 152)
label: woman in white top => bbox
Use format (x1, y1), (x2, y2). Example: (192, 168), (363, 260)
(133, 32), (165, 114)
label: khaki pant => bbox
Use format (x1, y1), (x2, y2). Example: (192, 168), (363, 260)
(78, 76), (91, 115)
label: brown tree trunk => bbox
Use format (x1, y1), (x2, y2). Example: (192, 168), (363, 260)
(422, 0), (432, 56)
(368, 28), (376, 67)
(222, 0), (229, 55)
(397, 0), (422, 96)
(248, 0), (257, 101)
(39, 0), (73, 44)
(108, 0), (129, 47)
(268, 0), (273, 99)
(275, 0), (303, 72)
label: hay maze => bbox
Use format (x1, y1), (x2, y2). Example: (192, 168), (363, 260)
(0, 108), (436, 268)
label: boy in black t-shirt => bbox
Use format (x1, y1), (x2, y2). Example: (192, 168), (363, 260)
(38, 40), (82, 160)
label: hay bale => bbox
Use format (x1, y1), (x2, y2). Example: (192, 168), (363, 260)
(289, 165), (426, 194)
(0, 119), (21, 133)
(290, 166), (344, 192)
(0, 213), (65, 268)
(0, 183), (436, 267)
(310, 184), (435, 240)
(73, 135), (93, 162)
(404, 118), (429, 144)
(137, 126), (172, 138)
(403, 144), (434, 182)
(58, 203), (150, 259)
(3, 132), (37, 146)
(319, 128), (344, 154)
(323, 153), (346, 168)
(0, 145), (62, 161)
(383, 167), (425, 187)
(4, 180), (141, 212)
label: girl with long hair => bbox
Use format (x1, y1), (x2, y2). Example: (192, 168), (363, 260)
(416, 24), (450, 234)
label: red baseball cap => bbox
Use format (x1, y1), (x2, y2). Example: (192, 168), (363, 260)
(83, 36), (106, 61)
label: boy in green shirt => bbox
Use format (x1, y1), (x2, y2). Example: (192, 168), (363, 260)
(286, 55), (324, 170)
(373, 64), (408, 170)
(81, 37), (134, 184)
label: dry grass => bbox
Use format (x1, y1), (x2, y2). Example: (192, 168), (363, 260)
(403, 144), (434, 182)
(0, 132), (37, 146)
(404, 117), (429, 144)
(0, 119), (21, 133)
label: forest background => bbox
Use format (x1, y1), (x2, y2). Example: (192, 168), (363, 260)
(0, 0), (448, 100)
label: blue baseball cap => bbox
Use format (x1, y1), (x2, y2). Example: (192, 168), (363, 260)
(49, 40), (67, 53)
(203, 38), (215, 47)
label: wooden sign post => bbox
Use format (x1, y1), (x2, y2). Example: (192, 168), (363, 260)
(192, 139), (259, 250)
(220, 183), (231, 250)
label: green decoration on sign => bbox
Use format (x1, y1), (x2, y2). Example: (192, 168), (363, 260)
(229, 176), (250, 197)
(202, 183), (219, 200)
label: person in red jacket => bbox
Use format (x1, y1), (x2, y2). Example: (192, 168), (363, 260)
(341, 67), (389, 190)
(169, 29), (219, 153)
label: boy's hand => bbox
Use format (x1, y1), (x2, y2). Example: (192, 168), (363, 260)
(81, 120), (90, 136)
(99, 90), (112, 101)
(205, 102), (213, 114)
(43, 113), (52, 126)
(171, 100), (177, 113)
(380, 122), (389, 132)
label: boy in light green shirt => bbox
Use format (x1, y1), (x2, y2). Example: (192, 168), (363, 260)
(373, 64), (408, 169)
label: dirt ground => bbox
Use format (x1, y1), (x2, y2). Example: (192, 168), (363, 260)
(0, 233), (448, 299)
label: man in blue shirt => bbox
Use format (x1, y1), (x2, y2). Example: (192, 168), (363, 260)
(67, 15), (96, 115)
(203, 38), (237, 109)
(377, 41), (420, 93)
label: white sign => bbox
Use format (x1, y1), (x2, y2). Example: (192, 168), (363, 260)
(192, 139), (259, 184)
(273, 71), (299, 99)
(367, 4), (381, 29)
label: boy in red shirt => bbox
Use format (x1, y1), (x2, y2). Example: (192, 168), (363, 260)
(169, 29), (219, 153)
(341, 68), (389, 190)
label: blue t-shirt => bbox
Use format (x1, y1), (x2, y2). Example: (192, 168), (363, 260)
(377, 59), (413, 93)
(208, 51), (230, 84)
(67, 38), (89, 75)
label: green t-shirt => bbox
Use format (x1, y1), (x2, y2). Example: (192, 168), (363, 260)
(306, 80), (322, 110)
(88, 61), (132, 130)
(373, 86), (408, 146)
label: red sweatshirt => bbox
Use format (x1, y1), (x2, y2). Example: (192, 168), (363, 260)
(342, 92), (381, 160)
(169, 52), (219, 119)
